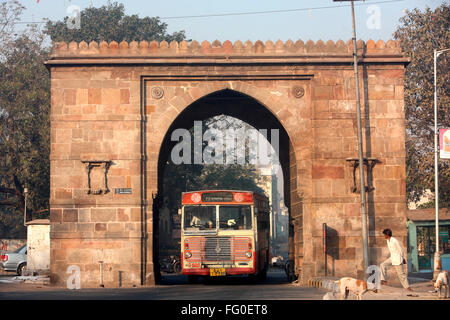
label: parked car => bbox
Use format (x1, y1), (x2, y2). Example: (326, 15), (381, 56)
(0, 244), (27, 276)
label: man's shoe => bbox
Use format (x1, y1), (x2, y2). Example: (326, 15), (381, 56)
(380, 280), (387, 285)
(407, 287), (413, 292)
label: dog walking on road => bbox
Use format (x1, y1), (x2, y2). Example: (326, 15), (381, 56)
(434, 270), (449, 299)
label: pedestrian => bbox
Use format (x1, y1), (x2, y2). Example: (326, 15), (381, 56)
(380, 228), (413, 291)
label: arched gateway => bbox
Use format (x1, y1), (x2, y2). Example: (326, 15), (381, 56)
(46, 39), (409, 287)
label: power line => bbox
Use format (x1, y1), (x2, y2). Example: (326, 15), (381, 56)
(11, 0), (405, 24)
(160, 0), (405, 20)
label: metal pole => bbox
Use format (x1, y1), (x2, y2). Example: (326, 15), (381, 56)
(350, 1), (369, 278)
(323, 223), (327, 277)
(433, 49), (440, 280)
(23, 188), (28, 226)
(433, 48), (450, 279)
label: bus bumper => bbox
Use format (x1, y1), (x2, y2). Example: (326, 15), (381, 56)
(182, 267), (256, 276)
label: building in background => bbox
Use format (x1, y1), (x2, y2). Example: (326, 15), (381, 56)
(407, 208), (450, 272)
(258, 164), (289, 260)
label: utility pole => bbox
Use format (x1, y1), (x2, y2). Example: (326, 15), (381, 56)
(433, 48), (450, 280)
(334, 0), (369, 278)
(23, 188), (28, 226)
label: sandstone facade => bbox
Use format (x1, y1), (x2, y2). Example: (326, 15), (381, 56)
(46, 39), (409, 287)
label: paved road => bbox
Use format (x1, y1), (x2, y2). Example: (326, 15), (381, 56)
(0, 269), (327, 300)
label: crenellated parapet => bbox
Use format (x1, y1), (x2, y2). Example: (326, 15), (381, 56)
(50, 39), (403, 57)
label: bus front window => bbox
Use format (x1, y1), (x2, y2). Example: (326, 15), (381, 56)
(183, 206), (216, 230)
(219, 205), (252, 230)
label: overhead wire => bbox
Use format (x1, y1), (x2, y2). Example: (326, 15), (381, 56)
(12, 0), (406, 24)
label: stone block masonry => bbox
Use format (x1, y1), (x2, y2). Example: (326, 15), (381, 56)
(46, 39), (409, 287)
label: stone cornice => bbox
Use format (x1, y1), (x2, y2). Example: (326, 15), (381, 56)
(46, 39), (410, 66)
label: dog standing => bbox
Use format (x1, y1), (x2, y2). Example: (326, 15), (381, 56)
(337, 277), (368, 300)
(434, 270), (449, 299)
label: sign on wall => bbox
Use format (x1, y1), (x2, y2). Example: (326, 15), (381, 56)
(440, 129), (450, 159)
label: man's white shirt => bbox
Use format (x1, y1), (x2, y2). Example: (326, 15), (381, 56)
(387, 236), (404, 265)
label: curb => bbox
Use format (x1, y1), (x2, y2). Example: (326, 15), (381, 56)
(306, 277), (339, 291)
(306, 278), (323, 288)
(306, 277), (341, 292)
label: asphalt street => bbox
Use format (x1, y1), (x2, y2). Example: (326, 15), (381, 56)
(0, 268), (327, 300)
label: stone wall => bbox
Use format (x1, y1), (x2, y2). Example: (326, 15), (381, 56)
(46, 39), (409, 287)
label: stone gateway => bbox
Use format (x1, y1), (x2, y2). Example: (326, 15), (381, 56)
(45, 39), (409, 287)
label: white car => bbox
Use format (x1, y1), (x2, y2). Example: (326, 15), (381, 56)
(1, 244), (27, 275)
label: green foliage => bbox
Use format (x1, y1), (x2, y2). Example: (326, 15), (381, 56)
(393, 3), (450, 207)
(44, 1), (186, 43)
(0, 30), (50, 218)
(416, 201), (435, 210)
(0, 1), (50, 236)
(0, 207), (25, 239)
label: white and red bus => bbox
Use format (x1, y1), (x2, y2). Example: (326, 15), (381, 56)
(180, 190), (270, 282)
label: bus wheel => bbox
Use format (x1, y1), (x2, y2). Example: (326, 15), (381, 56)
(188, 275), (199, 284)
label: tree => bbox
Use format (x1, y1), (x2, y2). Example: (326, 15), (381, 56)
(393, 4), (450, 207)
(0, 0), (24, 59)
(44, 1), (186, 43)
(0, 1), (50, 237)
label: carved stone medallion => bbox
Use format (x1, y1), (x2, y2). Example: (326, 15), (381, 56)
(292, 85), (305, 98)
(151, 86), (164, 99)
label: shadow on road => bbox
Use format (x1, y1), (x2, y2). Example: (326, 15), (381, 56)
(159, 267), (289, 286)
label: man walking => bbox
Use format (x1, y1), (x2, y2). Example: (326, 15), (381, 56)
(380, 228), (413, 291)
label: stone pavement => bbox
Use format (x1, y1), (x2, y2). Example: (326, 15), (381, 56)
(303, 275), (447, 300)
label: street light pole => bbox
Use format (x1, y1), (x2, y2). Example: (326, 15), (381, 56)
(433, 48), (450, 280)
(334, 0), (369, 279)
(23, 188), (28, 226)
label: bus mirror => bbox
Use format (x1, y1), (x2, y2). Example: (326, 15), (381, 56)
(178, 208), (182, 215)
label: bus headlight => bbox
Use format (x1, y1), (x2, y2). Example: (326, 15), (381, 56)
(245, 252), (252, 258)
(185, 251), (192, 259)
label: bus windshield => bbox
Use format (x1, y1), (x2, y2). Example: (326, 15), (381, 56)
(183, 206), (216, 231)
(219, 205), (252, 230)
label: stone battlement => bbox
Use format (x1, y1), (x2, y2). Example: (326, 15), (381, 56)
(51, 39), (403, 57)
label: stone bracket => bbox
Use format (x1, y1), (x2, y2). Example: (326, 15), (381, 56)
(346, 157), (380, 193)
(81, 160), (112, 195)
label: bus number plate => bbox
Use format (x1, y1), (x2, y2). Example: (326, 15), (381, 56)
(210, 268), (226, 276)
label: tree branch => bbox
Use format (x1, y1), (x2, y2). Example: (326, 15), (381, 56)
(0, 199), (17, 206)
(0, 186), (19, 196)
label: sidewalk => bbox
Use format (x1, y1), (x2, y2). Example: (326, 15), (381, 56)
(303, 275), (445, 300)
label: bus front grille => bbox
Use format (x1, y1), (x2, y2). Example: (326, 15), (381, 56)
(204, 237), (231, 261)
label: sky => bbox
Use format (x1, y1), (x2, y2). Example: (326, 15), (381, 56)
(18, 0), (445, 42)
